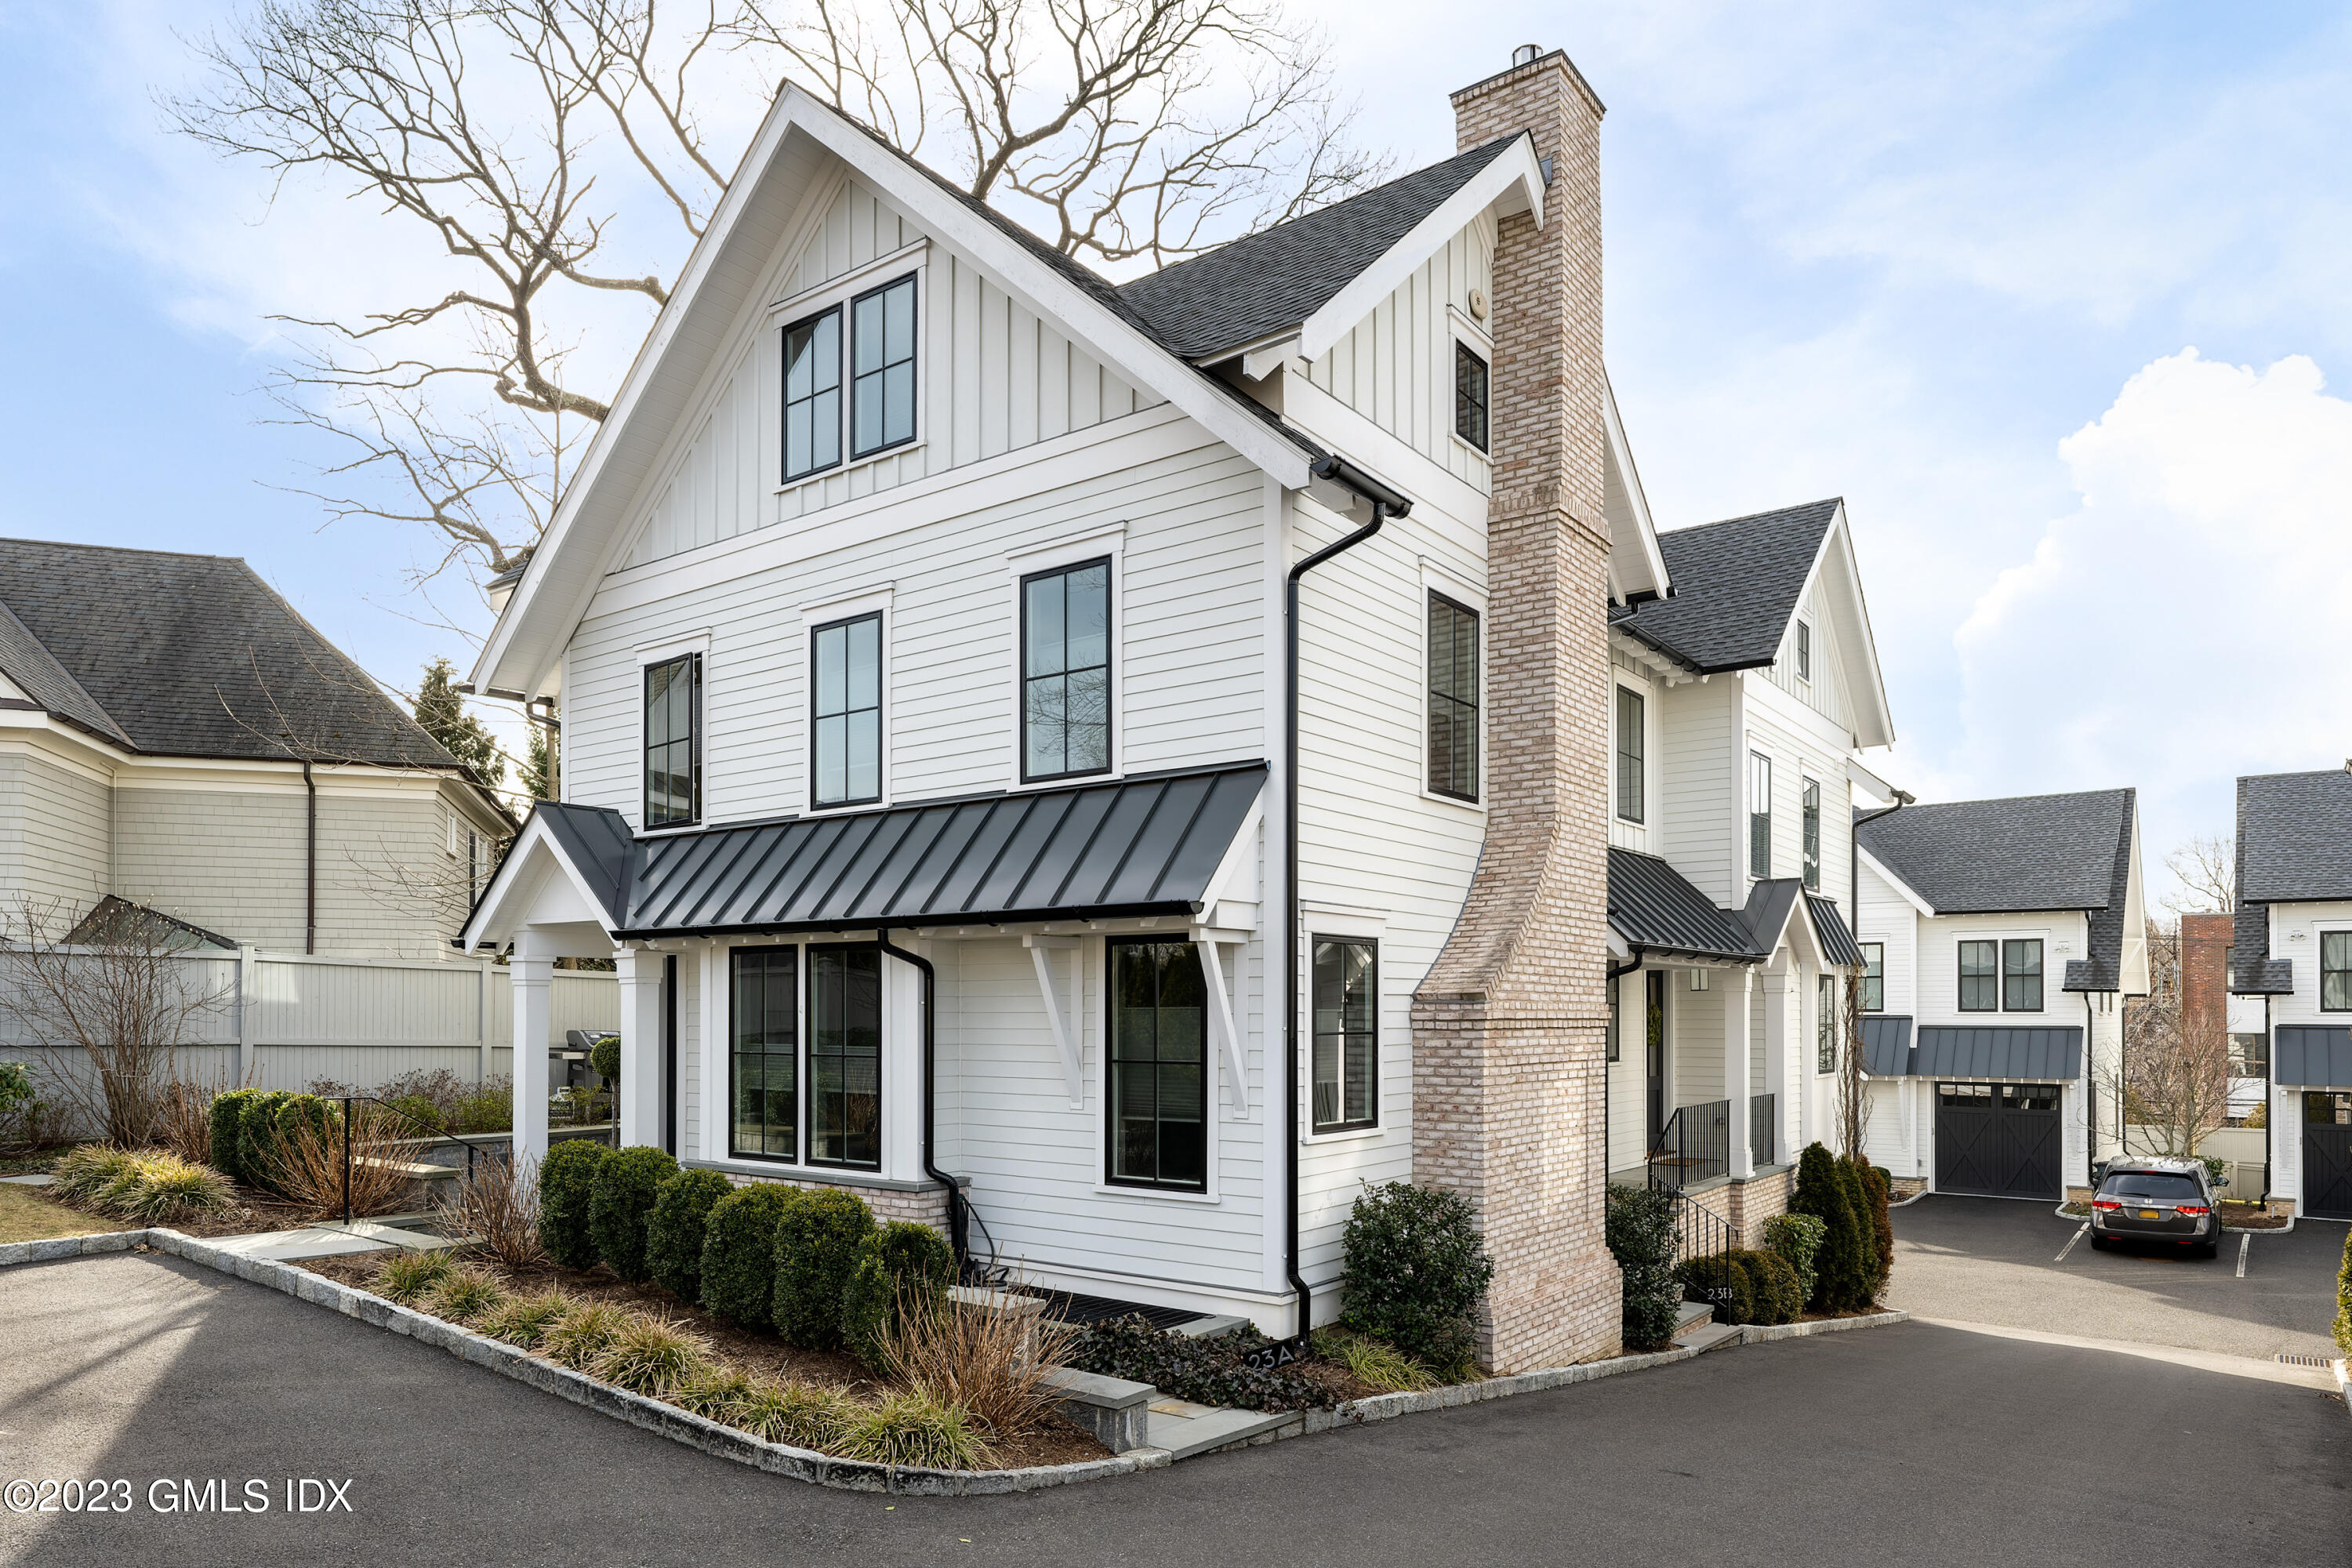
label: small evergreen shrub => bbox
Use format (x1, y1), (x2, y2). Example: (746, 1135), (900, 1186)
(1603, 1183), (1683, 1350)
(1338, 1180), (1495, 1378)
(376, 1248), (456, 1305)
(209, 1088), (259, 1182)
(1762, 1211), (1826, 1305)
(1736, 1248), (1803, 1326)
(1675, 1254), (1754, 1325)
(1855, 1158), (1894, 1297)
(772, 1187), (876, 1350)
(699, 1183), (804, 1329)
(590, 1312), (713, 1396)
(728, 1377), (860, 1450)
(588, 1034), (621, 1088)
(588, 1145), (678, 1283)
(237, 1091), (298, 1191)
(271, 1094), (338, 1160)
(647, 1167), (734, 1302)
(2335, 1225), (2352, 1356)
(538, 1137), (612, 1270)
(1791, 1142), (1867, 1311)
(840, 1221), (955, 1367)
(1836, 1156), (1880, 1302)
(1073, 1315), (1336, 1412)
(835, 1391), (990, 1470)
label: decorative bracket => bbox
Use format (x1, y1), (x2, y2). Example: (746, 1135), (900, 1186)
(1023, 935), (1085, 1108)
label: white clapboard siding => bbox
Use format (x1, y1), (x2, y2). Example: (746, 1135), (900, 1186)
(1657, 677), (1736, 906)
(0, 748), (111, 907)
(1857, 862), (1917, 1015)
(1671, 977), (1727, 1106)
(1302, 219), (1495, 489)
(1605, 972), (1650, 1173)
(1913, 909), (2081, 1025)
(1605, 652), (1656, 855)
(1742, 699), (1852, 899)
(621, 176), (1163, 571)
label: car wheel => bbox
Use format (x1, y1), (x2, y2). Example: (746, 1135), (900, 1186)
(2088, 1234), (2108, 1250)
(2199, 1239), (2220, 1260)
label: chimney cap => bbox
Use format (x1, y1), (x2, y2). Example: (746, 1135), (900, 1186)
(1511, 43), (1541, 67)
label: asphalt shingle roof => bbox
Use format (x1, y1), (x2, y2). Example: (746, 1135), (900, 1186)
(2236, 769), (2352, 904)
(0, 538), (459, 769)
(1115, 136), (1525, 361)
(1606, 500), (1839, 673)
(2230, 900), (2292, 993)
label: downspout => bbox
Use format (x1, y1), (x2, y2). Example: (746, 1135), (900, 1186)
(302, 758), (317, 955)
(1604, 948), (1648, 1183)
(2084, 985), (2097, 1189)
(1284, 455), (1412, 1345)
(877, 930), (958, 1264)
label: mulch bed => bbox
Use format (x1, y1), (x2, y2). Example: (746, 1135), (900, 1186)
(296, 1250), (1110, 1470)
(2218, 1203), (2291, 1230)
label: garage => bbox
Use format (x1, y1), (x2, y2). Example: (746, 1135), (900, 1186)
(2275, 1028), (2352, 1221)
(1934, 1081), (2063, 1200)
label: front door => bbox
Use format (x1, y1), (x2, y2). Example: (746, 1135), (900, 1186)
(1646, 971), (1668, 1143)
(2306, 1093), (2352, 1220)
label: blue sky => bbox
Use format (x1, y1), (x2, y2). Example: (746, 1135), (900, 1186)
(4, 2), (2349, 909)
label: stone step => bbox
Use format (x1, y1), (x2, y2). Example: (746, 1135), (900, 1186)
(1146, 1405), (1294, 1461)
(1674, 1300), (1714, 1332)
(1171, 1313), (1250, 1339)
(1675, 1322), (1743, 1354)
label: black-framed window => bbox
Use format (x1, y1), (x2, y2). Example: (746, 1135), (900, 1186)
(850, 274), (917, 459)
(644, 653), (700, 829)
(1795, 620), (1812, 681)
(2324, 931), (2352, 1011)
(808, 946), (881, 1170)
(782, 307), (843, 482)
(1817, 975), (1836, 1073)
(1616, 685), (1645, 823)
(1607, 973), (1621, 1063)
(1428, 593), (1480, 801)
(810, 612), (882, 808)
(1748, 752), (1771, 878)
(730, 947), (798, 1161)
(1802, 778), (1821, 891)
(1454, 340), (1489, 452)
(1958, 939), (1998, 1012)
(1107, 939), (1207, 1191)
(1021, 558), (1112, 782)
(1312, 937), (1377, 1133)
(2003, 938), (2044, 1012)
(2307, 1091), (2351, 1126)
(1860, 942), (1884, 1013)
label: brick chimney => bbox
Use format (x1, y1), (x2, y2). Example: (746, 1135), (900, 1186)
(1411, 47), (1618, 1372)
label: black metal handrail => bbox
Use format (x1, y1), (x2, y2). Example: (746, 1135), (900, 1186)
(332, 1094), (512, 1228)
(1646, 1099), (1730, 1191)
(1749, 1092), (1777, 1168)
(1669, 1190), (1740, 1313)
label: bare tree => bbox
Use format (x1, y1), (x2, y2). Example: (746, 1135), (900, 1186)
(1838, 969), (1871, 1160)
(169, 0), (1381, 584)
(0, 898), (238, 1147)
(2161, 833), (2234, 917)
(2110, 920), (2231, 1156)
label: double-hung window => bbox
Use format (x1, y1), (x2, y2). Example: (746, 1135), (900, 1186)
(1817, 975), (1836, 1073)
(1958, 940), (1998, 1012)
(2323, 931), (2352, 1011)
(1454, 342), (1490, 452)
(1860, 942), (1884, 1013)
(1428, 593), (1481, 801)
(810, 612), (881, 808)
(1107, 939), (1208, 1191)
(782, 308), (843, 482)
(1801, 777), (1821, 891)
(808, 946), (882, 1170)
(1748, 752), (1772, 878)
(850, 274), (917, 459)
(1022, 559), (1112, 782)
(1616, 686), (1645, 823)
(1312, 938), (1377, 1133)
(730, 948), (799, 1160)
(644, 653), (700, 829)
(2003, 938), (2044, 1012)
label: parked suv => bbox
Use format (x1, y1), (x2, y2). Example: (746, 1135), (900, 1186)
(2089, 1157), (2221, 1258)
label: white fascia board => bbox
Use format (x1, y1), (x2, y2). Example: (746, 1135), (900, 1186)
(1857, 845), (1936, 919)
(458, 814), (618, 951)
(1297, 136), (1545, 364)
(1846, 753), (1900, 804)
(475, 85), (1316, 698)
(1603, 372), (1671, 602)
(1819, 505), (1896, 748)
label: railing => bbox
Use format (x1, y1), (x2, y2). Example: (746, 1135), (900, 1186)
(1668, 1191), (1740, 1315)
(1750, 1093), (1777, 1168)
(1646, 1099), (1730, 1191)
(332, 1094), (510, 1227)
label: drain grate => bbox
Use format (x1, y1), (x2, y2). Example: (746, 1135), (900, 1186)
(2275, 1353), (2335, 1367)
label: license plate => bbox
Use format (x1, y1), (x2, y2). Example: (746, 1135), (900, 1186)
(2138, 1209), (2161, 1220)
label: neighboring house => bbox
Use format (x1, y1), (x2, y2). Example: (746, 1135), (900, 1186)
(0, 538), (510, 959)
(1852, 789), (2147, 1200)
(458, 47), (1880, 1368)
(1600, 499), (1894, 1243)
(2175, 910), (2266, 1123)
(2230, 768), (2352, 1219)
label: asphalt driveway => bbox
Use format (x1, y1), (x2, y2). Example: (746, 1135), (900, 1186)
(3, 1250), (2348, 1568)
(1887, 1193), (2345, 1360)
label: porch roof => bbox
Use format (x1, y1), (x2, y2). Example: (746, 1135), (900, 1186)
(2274, 1025), (2352, 1089)
(1860, 1014), (1913, 1076)
(1606, 848), (1759, 960)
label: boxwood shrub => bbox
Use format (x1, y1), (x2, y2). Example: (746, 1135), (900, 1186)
(1675, 1254), (1753, 1326)
(272, 1094), (337, 1158)
(1733, 1247), (1802, 1326)
(539, 1138), (612, 1270)
(840, 1221), (956, 1367)
(700, 1182), (803, 1329)
(772, 1187), (877, 1350)
(1603, 1183), (1682, 1350)
(1338, 1179), (1494, 1378)
(1760, 1211), (1826, 1305)
(237, 1090), (297, 1192)
(588, 1145), (679, 1283)
(647, 1167), (735, 1303)
(209, 1088), (260, 1183)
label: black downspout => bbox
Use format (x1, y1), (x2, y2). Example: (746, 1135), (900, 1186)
(662, 953), (679, 1157)
(2262, 990), (2273, 1204)
(302, 758), (317, 955)
(2084, 985), (2097, 1189)
(877, 930), (960, 1265)
(1850, 793), (1906, 1161)
(1284, 463), (1409, 1345)
(1603, 949), (1647, 1183)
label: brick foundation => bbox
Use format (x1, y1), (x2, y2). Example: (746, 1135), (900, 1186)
(1722, 1167), (1795, 1247)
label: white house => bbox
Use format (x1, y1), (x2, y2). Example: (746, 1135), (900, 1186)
(1852, 789), (2147, 1200)
(2230, 768), (2352, 1219)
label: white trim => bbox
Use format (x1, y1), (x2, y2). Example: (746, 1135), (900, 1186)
(1301, 913), (1385, 1142)
(1602, 374), (1671, 604)
(769, 237), (929, 320)
(771, 253), (931, 494)
(1094, 934), (1221, 1203)
(800, 593), (893, 814)
(1007, 537), (1124, 792)
(1417, 561), (1488, 813)
(1023, 935), (1086, 1108)
(1004, 522), (1127, 573)
(1445, 302), (1492, 350)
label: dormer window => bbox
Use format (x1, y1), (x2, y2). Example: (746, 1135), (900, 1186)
(1454, 342), (1490, 452)
(1795, 620), (1812, 682)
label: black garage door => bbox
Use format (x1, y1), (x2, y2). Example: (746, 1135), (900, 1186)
(2306, 1093), (2352, 1221)
(1936, 1082), (2063, 1200)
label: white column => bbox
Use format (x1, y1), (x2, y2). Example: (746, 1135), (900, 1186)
(510, 935), (555, 1170)
(1726, 965), (1754, 1180)
(615, 945), (663, 1149)
(1761, 964), (1795, 1170)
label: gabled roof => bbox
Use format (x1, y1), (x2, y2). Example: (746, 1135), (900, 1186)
(1608, 500), (1840, 673)
(2236, 768), (2352, 904)
(0, 537), (459, 770)
(1607, 850), (1863, 967)
(1116, 136), (1527, 361)
(2230, 902), (2292, 994)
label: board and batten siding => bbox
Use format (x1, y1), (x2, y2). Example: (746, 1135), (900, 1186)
(0, 745), (111, 909)
(1760, 574), (1856, 737)
(1301, 219), (1495, 490)
(621, 175), (1162, 571)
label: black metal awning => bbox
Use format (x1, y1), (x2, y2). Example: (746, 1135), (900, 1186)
(1607, 848), (1759, 960)
(548, 760), (1267, 938)
(2275, 1025), (2352, 1088)
(1865, 1024), (2082, 1081)
(1860, 1014), (1914, 1076)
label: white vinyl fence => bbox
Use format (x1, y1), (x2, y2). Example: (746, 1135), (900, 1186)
(0, 946), (616, 1102)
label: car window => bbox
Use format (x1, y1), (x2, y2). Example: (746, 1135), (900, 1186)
(2101, 1172), (2201, 1200)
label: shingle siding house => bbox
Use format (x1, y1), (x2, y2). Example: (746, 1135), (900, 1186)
(0, 539), (510, 959)
(1852, 789), (2147, 1200)
(2230, 768), (2352, 1219)
(459, 47), (1892, 1368)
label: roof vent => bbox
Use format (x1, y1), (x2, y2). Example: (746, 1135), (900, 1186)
(1512, 44), (1541, 67)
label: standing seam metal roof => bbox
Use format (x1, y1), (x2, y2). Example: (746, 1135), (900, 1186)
(2274, 1025), (2352, 1089)
(1863, 1024), (2083, 1080)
